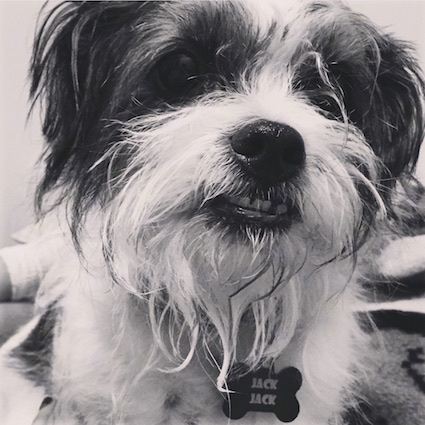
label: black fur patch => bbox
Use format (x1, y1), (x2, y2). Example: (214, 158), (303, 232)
(290, 3), (425, 183)
(10, 305), (57, 389)
(30, 1), (269, 237)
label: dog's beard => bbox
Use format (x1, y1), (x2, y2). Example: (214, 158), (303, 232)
(94, 79), (385, 387)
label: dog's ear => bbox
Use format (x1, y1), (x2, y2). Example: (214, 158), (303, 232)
(362, 33), (425, 182)
(31, 1), (151, 210)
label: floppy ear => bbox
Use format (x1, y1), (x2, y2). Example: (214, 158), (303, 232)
(31, 2), (151, 210)
(361, 34), (425, 181)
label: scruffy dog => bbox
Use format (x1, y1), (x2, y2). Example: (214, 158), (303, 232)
(1, 1), (425, 424)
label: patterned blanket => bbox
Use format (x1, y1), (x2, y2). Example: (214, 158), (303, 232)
(349, 308), (425, 424)
(349, 232), (425, 425)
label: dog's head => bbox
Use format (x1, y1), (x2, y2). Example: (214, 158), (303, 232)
(31, 0), (424, 375)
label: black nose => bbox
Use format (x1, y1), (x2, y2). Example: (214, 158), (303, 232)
(230, 120), (305, 185)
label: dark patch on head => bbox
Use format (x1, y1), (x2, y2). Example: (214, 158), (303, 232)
(290, 3), (425, 186)
(31, 1), (269, 237)
(31, 2), (158, 226)
(175, 2), (266, 86)
(9, 305), (57, 389)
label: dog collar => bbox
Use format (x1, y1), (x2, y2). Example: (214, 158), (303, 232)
(222, 364), (302, 422)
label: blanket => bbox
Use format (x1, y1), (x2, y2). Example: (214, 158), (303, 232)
(347, 309), (425, 424)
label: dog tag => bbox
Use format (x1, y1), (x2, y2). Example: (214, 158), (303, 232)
(222, 364), (302, 422)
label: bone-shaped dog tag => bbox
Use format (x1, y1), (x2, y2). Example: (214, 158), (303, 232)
(222, 365), (302, 422)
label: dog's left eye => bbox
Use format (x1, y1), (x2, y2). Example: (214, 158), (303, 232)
(315, 95), (344, 118)
(153, 51), (201, 98)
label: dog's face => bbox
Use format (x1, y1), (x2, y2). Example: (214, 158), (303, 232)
(33, 0), (424, 231)
(32, 0), (424, 376)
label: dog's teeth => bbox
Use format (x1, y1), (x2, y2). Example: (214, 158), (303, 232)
(262, 200), (272, 211)
(222, 195), (289, 216)
(276, 204), (288, 214)
(251, 199), (262, 210)
(249, 198), (273, 213)
(238, 197), (251, 207)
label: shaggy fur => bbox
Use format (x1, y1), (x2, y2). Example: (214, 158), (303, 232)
(1, 1), (424, 424)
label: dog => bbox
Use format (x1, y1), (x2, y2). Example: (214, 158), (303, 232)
(1, 0), (424, 424)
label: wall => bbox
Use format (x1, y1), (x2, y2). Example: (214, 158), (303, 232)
(0, 1), (45, 247)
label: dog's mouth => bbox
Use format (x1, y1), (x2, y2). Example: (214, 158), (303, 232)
(208, 194), (298, 229)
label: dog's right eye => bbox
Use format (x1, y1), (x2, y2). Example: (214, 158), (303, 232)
(153, 51), (201, 99)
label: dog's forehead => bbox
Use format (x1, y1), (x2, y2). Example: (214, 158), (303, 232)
(146, 0), (362, 60)
(175, 0), (324, 23)
(211, 0), (298, 33)
(237, 0), (310, 26)
(158, 0), (311, 35)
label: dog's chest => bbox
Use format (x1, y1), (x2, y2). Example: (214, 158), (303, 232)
(118, 374), (299, 425)
(66, 365), (291, 424)
(53, 299), (303, 425)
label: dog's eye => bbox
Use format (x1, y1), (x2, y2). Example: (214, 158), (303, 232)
(316, 96), (343, 118)
(153, 52), (200, 98)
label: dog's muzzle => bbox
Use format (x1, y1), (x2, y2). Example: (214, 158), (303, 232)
(209, 120), (303, 229)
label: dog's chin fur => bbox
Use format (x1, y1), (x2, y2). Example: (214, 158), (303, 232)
(1, 0), (425, 424)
